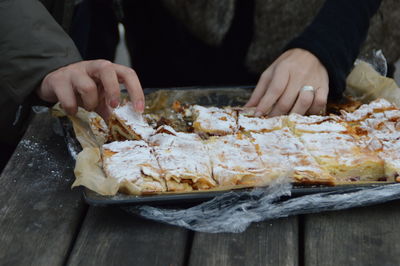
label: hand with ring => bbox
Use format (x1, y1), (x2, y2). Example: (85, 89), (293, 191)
(245, 48), (329, 116)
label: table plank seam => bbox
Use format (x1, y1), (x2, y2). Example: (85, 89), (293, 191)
(62, 203), (89, 266)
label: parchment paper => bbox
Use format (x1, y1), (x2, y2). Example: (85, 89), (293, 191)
(54, 62), (400, 196)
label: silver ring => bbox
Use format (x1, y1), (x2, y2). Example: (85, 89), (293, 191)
(300, 85), (315, 92)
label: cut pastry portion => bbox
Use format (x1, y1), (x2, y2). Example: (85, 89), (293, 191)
(102, 140), (166, 194)
(298, 132), (385, 182)
(251, 128), (334, 185)
(362, 128), (400, 181)
(376, 143), (400, 182)
(109, 103), (155, 141)
(287, 113), (347, 135)
(88, 112), (109, 143)
(206, 134), (269, 187)
(191, 105), (237, 136)
(149, 132), (215, 191)
(341, 98), (396, 123)
(237, 108), (284, 133)
(345, 99), (400, 146)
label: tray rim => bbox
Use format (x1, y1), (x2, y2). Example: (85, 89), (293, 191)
(83, 183), (395, 206)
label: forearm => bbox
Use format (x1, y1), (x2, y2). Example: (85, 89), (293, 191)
(0, 0), (81, 104)
(285, 0), (382, 99)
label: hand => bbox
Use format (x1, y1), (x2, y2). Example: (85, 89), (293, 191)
(245, 48), (329, 116)
(36, 60), (144, 120)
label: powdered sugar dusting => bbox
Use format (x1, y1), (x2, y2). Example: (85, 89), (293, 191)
(207, 134), (266, 186)
(114, 104), (155, 139)
(342, 98), (394, 122)
(149, 133), (214, 186)
(238, 114), (283, 132)
(102, 140), (165, 191)
(192, 105), (237, 134)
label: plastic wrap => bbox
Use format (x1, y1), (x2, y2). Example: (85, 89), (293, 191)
(127, 181), (400, 233)
(357, 49), (388, 77)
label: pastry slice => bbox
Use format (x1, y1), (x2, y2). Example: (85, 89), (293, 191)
(362, 125), (400, 181)
(88, 112), (110, 143)
(149, 131), (216, 191)
(109, 103), (155, 141)
(236, 107), (284, 133)
(251, 128), (334, 185)
(206, 134), (268, 187)
(102, 140), (166, 194)
(191, 105), (237, 136)
(298, 132), (385, 182)
(341, 98), (396, 123)
(287, 113), (347, 136)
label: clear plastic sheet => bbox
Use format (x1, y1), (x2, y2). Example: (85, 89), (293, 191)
(126, 181), (400, 233)
(357, 49), (388, 77)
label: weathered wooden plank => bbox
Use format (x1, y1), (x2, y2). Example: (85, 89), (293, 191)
(189, 217), (299, 266)
(304, 201), (400, 266)
(0, 113), (86, 265)
(67, 206), (189, 266)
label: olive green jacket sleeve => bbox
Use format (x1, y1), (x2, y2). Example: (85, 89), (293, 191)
(0, 0), (82, 104)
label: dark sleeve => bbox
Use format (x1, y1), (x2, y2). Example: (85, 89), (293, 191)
(285, 0), (381, 99)
(0, 0), (82, 104)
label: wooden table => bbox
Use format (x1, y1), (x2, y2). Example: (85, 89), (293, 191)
(1, 112), (400, 266)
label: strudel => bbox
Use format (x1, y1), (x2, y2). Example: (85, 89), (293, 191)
(206, 134), (268, 187)
(102, 140), (166, 194)
(298, 132), (384, 182)
(149, 128), (216, 191)
(343, 99), (400, 180)
(108, 103), (155, 141)
(191, 105), (237, 135)
(88, 112), (109, 143)
(251, 128), (334, 185)
(237, 107), (284, 133)
(287, 113), (347, 135)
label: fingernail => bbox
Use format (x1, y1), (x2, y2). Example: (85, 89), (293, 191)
(110, 98), (119, 108)
(134, 100), (144, 112)
(254, 111), (263, 117)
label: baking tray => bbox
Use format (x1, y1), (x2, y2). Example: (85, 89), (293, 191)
(59, 85), (394, 206)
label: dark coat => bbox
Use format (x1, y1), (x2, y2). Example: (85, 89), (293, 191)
(0, 0), (81, 144)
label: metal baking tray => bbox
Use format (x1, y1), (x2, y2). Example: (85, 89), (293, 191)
(59, 86), (393, 206)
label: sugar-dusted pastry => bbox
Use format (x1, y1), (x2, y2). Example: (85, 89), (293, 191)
(251, 128), (334, 185)
(149, 131), (216, 191)
(287, 113), (347, 135)
(361, 125), (400, 181)
(102, 140), (166, 194)
(88, 112), (109, 143)
(236, 107), (284, 133)
(191, 105), (237, 135)
(108, 103), (155, 141)
(299, 132), (384, 182)
(206, 134), (268, 187)
(341, 98), (396, 123)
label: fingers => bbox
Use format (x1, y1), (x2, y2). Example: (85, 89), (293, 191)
(268, 76), (303, 116)
(53, 80), (78, 115)
(254, 66), (290, 116)
(87, 60), (121, 109)
(114, 64), (145, 112)
(289, 88), (315, 115)
(72, 74), (98, 111)
(308, 86), (329, 115)
(245, 67), (274, 107)
(86, 60), (144, 112)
